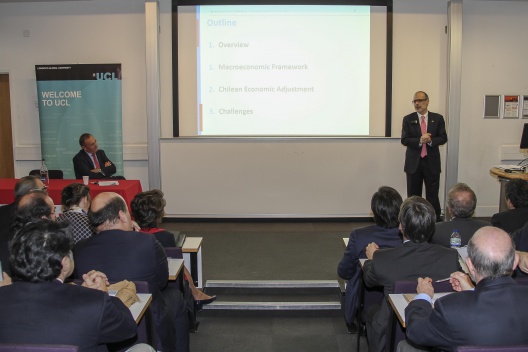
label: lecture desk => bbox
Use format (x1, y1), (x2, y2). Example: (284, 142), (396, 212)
(388, 292), (453, 328)
(182, 237), (203, 288)
(0, 178), (142, 210)
(168, 258), (184, 281)
(130, 293), (153, 324)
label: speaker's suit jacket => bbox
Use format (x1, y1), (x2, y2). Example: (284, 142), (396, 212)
(73, 149), (116, 179)
(431, 217), (491, 248)
(0, 280), (137, 352)
(405, 276), (528, 351)
(363, 241), (460, 352)
(401, 111), (447, 175)
(74, 229), (189, 352)
(337, 225), (402, 324)
(491, 207), (528, 234)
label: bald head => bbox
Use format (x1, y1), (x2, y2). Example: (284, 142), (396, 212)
(467, 226), (517, 281)
(88, 192), (131, 232)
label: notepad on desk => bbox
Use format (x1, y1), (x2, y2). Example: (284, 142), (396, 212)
(97, 181), (119, 186)
(494, 165), (525, 173)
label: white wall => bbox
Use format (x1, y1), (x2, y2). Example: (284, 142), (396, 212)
(459, 0), (528, 216)
(0, 0), (149, 189)
(159, 0), (450, 217)
(2, 0), (526, 217)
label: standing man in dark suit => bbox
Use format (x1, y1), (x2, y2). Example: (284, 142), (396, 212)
(431, 182), (490, 247)
(337, 186), (403, 334)
(401, 226), (528, 351)
(74, 192), (189, 352)
(401, 91), (447, 222)
(73, 133), (121, 179)
(363, 196), (460, 352)
(0, 220), (148, 351)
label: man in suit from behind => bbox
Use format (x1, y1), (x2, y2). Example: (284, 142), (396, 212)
(0, 190), (54, 277)
(491, 178), (528, 234)
(73, 133), (120, 179)
(0, 175), (45, 231)
(74, 192), (189, 352)
(401, 91), (447, 222)
(431, 182), (490, 247)
(401, 226), (528, 351)
(337, 186), (403, 334)
(363, 196), (460, 352)
(0, 220), (148, 351)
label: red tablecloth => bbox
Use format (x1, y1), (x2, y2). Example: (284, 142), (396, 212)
(0, 178), (143, 210)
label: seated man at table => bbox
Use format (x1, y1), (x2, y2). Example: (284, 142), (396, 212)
(337, 186), (403, 334)
(491, 178), (528, 234)
(72, 133), (125, 180)
(401, 226), (528, 351)
(0, 190), (55, 276)
(0, 175), (45, 231)
(0, 219), (147, 351)
(363, 196), (460, 352)
(431, 182), (490, 247)
(74, 192), (189, 352)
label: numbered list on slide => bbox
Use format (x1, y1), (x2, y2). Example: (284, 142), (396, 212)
(197, 5), (371, 135)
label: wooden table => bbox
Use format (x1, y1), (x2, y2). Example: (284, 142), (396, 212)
(0, 178), (142, 211)
(182, 237), (203, 288)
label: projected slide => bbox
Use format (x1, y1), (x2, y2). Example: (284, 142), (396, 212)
(197, 5), (370, 136)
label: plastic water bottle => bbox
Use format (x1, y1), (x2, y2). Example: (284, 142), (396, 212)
(40, 158), (49, 186)
(450, 229), (461, 248)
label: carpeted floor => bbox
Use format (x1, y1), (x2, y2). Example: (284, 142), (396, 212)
(162, 220), (368, 352)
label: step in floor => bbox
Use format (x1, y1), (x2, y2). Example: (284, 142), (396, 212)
(201, 280), (343, 314)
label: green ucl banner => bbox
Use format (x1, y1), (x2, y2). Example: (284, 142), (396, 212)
(35, 64), (123, 179)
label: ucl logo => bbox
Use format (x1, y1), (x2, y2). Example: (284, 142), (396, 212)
(93, 72), (116, 80)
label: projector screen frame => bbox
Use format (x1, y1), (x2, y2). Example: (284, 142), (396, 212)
(171, 0), (393, 137)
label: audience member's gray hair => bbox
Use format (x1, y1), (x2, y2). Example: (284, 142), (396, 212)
(14, 176), (41, 200)
(447, 182), (476, 218)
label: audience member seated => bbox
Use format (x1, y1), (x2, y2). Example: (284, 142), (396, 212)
(0, 175), (45, 231)
(57, 182), (95, 243)
(491, 178), (528, 234)
(363, 196), (461, 352)
(0, 220), (154, 352)
(400, 226), (528, 352)
(131, 189), (216, 312)
(337, 186), (403, 334)
(73, 192), (189, 352)
(72, 133), (125, 180)
(0, 191), (55, 276)
(431, 182), (490, 247)
(510, 221), (528, 277)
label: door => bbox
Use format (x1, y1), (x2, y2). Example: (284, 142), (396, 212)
(0, 74), (15, 178)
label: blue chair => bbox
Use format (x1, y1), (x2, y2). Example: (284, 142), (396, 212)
(456, 346), (528, 352)
(356, 277), (384, 352)
(0, 345), (78, 352)
(29, 169), (64, 179)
